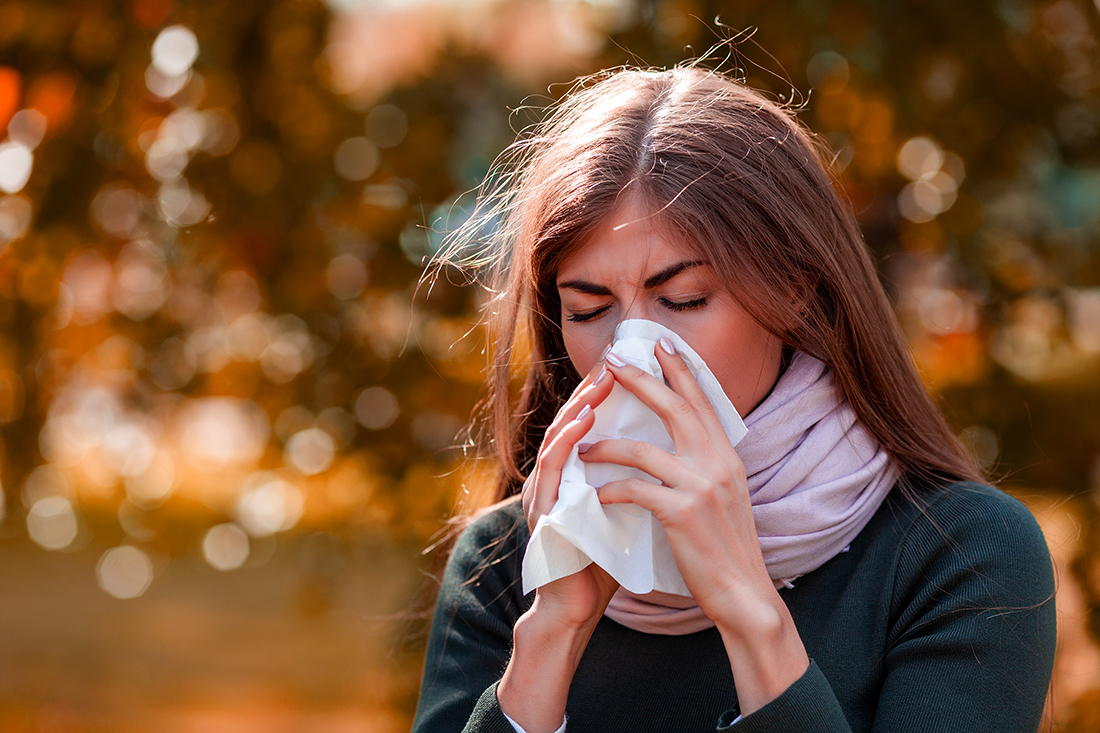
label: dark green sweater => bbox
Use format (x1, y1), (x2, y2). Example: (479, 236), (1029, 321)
(412, 483), (1056, 732)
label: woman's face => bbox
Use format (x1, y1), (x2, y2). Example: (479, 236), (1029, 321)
(556, 199), (784, 417)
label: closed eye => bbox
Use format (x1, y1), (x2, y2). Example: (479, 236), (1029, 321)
(565, 305), (612, 323)
(660, 296), (707, 312)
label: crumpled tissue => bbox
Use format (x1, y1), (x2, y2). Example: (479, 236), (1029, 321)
(521, 319), (748, 597)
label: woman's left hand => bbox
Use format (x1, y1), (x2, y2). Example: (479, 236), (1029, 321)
(584, 343), (770, 621)
(583, 343), (809, 713)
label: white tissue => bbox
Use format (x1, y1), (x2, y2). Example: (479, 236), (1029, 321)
(521, 319), (748, 597)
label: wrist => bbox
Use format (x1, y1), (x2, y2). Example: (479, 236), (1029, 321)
(497, 603), (597, 733)
(714, 590), (809, 716)
(712, 587), (786, 642)
(514, 597), (600, 672)
(526, 591), (604, 636)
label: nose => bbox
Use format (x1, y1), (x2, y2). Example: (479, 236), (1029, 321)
(620, 294), (653, 324)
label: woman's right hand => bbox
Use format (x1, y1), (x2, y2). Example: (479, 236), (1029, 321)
(521, 359), (619, 629)
(498, 359), (618, 733)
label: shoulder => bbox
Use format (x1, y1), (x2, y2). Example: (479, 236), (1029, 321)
(878, 483), (1057, 716)
(438, 496), (531, 614)
(882, 481), (1055, 621)
(451, 496), (529, 566)
(919, 481), (1042, 525)
(894, 481), (1049, 562)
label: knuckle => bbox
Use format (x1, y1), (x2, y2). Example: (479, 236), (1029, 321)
(628, 441), (652, 460)
(712, 464), (734, 487)
(612, 479), (636, 499)
(692, 392), (717, 416)
(726, 455), (747, 483)
(663, 496), (694, 525)
(696, 480), (720, 506)
(671, 396), (694, 418)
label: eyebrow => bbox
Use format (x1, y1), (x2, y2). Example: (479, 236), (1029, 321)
(557, 260), (708, 295)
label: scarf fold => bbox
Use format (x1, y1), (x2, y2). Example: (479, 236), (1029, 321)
(603, 351), (899, 635)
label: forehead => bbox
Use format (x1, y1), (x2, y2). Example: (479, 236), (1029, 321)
(556, 204), (703, 283)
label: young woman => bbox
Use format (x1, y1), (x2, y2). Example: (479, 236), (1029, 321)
(411, 65), (1056, 733)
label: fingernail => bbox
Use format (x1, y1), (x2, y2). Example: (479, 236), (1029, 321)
(606, 352), (626, 368)
(659, 337), (676, 355)
(577, 404), (591, 420)
(595, 367), (610, 385)
(600, 344), (612, 361)
(578, 442), (592, 454)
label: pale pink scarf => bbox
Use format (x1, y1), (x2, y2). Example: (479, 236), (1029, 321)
(603, 351), (899, 635)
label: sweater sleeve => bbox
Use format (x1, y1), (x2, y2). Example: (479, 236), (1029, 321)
(718, 660), (851, 731)
(411, 502), (531, 733)
(721, 484), (1055, 733)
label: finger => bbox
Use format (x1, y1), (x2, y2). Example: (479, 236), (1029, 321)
(520, 471), (536, 524)
(652, 340), (731, 446)
(526, 405), (596, 526)
(603, 354), (710, 449)
(597, 476), (688, 516)
(652, 343), (749, 480)
(579, 438), (685, 488)
(527, 361), (613, 527)
(542, 364), (614, 447)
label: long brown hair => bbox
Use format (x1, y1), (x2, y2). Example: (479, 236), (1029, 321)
(435, 64), (982, 504)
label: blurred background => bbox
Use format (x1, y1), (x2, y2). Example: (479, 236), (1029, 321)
(0, 0), (1098, 730)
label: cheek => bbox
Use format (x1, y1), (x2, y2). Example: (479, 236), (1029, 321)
(561, 320), (618, 376)
(693, 316), (782, 415)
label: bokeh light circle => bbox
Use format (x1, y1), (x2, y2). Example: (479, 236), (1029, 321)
(202, 523), (250, 571)
(0, 142), (33, 194)
(96, 546), (154, 599)
(334, 136), (379, 181)
(8, 109), (47, 149)
(151, 25), (199, 77)
(236, 478), (304, 536)
(27, 496), (78, 550)
(354, 386), (399, 430)
(325, 254), (368, 299)
(285, 427), (336, 475)
(896, 136), (945, 181)
(0, 194), (32, 244)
